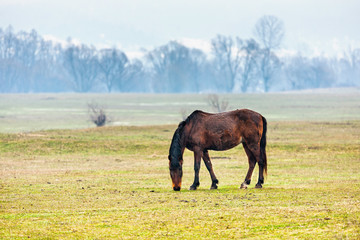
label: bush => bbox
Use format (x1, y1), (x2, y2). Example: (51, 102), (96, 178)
(88, 102), (107, 127)
(207, 94), (229, 112)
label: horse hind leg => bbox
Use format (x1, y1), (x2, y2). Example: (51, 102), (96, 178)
(203, 150), (219, 189)
(240, 143), (257, 189)
(246, 143), (265, 188)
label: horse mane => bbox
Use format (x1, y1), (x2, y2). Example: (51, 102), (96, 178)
(168, 125), (184, 169)
(169, 110), (204, 169)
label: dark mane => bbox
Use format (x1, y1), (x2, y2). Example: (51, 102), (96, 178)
(169, 110), (204, 169)
(168, 127), (183, 169)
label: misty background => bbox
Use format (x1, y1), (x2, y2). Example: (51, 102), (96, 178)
(0, 0), (359, 93)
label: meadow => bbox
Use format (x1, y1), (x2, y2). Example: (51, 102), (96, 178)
(1, 88), (360, 132)
(0, 89), (360, 239)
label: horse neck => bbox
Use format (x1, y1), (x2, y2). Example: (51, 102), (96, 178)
(169, 126), (185, 167)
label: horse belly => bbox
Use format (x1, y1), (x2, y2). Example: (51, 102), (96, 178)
(208, 132), (243, 151)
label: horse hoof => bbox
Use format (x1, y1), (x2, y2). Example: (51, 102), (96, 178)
(255, 184), (262, 189)
(189, 186), (197, 190)
(210, 185), (218, 190)
(240, 183), (248, 189)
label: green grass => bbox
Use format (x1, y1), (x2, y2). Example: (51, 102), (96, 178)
(1, 121), (359, 239)
(0, 90), (359, 239)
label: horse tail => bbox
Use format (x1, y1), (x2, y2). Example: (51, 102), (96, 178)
(260, 116), (267, 176)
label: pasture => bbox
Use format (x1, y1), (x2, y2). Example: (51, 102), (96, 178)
(1, 88), (360, 133)
(0, 89), (360, 239)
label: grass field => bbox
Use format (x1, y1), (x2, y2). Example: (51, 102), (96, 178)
(0, 90), (360, 239)
(1, 87), (360, 132)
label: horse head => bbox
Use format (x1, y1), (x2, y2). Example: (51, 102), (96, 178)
(168, 155), (183, 191)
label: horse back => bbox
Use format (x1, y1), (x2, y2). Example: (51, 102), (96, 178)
(184, 109), (263, 151)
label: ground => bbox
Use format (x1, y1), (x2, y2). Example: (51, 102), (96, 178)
(0, 90), (359, 239)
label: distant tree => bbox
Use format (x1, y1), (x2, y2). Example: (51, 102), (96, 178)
(197, 60), (219, 92)
(254, 15), (284, 92)
(211, 35), (242, 92)
(285, 55), (315, 89)
(187, 48), (208, 92)
(0, 26), (23, 92)
(0, 26), (69, 93)
(311, 57), (336, 88)
(122, 59), (149, 92)
(259, 49), (281, 92)
(254, 15), (284, 50)
(207, 94), (229, 112)
(240, 39), (260, 92)
(147, 41), (205, 93)
(285, 55), (336, 90)
(340, 47), (360, 86)
(27, 33), (68, 92)
(2, 24), (360, 94)
(64, 42), (99, 92)
(98, 48), (128, 92)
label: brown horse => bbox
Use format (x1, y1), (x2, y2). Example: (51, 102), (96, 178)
(168, 109), (267, 191)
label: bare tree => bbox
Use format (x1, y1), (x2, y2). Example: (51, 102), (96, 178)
(254, 15), (284, 50)
(146, 41), (205, 92)
(240, 39), (260, 92)
(211, 35), (243, 92)
(259, 50), (281, 92)
(207, 94), (229, 113)
(341, 47), (360, 86)
(98, 48), (128, 92)
(122, 59), (149, 92)
(254, 15), (284, 92)
(285, 55), (336, 90)
(285, 55), (316, 89)
(64, 42), (99, 92)
(0, 26), (25, 92)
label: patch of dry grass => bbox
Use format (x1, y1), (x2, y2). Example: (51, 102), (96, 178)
(0, 121), (359, 239)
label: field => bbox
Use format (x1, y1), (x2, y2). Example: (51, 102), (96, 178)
(1, 88), (360, 132)
(0, 89), (360, 239)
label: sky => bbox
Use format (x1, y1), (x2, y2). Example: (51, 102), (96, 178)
(1, 0), (359, 58)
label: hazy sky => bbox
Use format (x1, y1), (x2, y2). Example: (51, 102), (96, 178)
(1, 0), (359, 57)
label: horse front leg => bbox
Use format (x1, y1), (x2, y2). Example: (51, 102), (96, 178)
(203, 150), (219, 189)
(190, 150), (202, 190)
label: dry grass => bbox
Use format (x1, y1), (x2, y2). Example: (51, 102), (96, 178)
(0, 121), (359, 239)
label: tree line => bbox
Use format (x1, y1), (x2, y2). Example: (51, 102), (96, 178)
(1, 16), (359, 93)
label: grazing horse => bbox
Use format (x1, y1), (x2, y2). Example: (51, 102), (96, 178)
(168, 109), (267, 191)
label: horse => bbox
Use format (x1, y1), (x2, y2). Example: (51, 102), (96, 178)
(168, 109), (267, 191)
